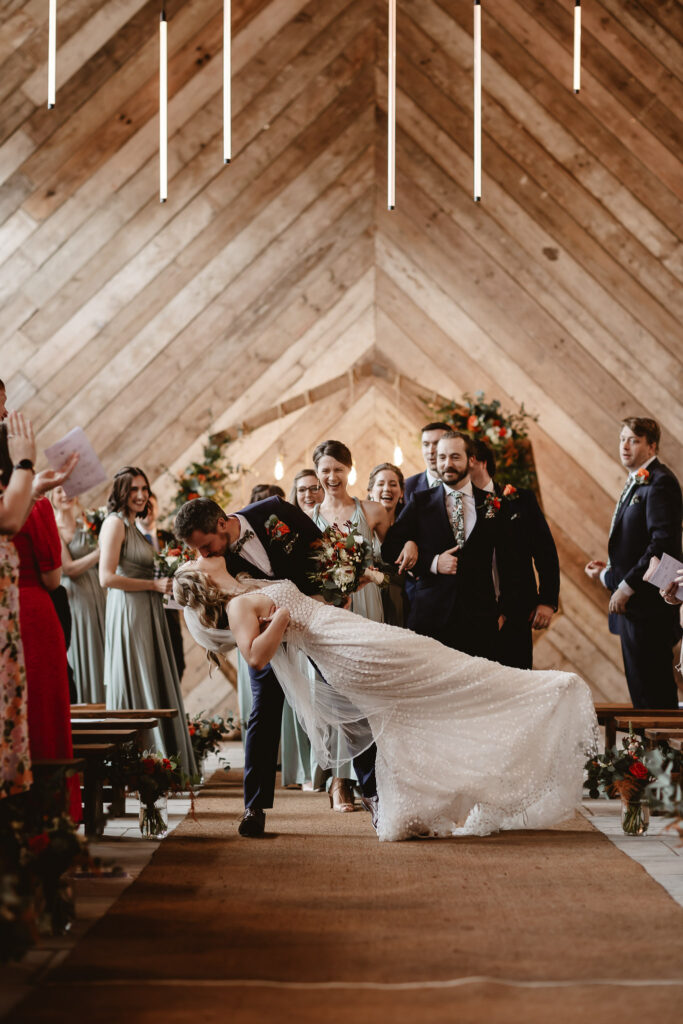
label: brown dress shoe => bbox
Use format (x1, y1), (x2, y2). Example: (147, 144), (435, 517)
(238, 808), (265, 837)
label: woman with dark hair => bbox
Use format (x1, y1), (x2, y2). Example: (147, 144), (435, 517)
(367, 462), (407, 626)
(288, 469), (323, 514)
(99, 467), (195, 772)
(310, 441), (390, 812)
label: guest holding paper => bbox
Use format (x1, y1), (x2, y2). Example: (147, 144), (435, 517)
(585, 418), (682, 709)
(99, 467), (195, 773)
(53, 487), (106, 704)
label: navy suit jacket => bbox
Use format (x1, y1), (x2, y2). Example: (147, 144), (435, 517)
(604, 458), (682, 630)
(403, 470), (433, 504)
(382, 484), (517, 639)
(224, 497), (323, 595)
(496, 486), (560, 619)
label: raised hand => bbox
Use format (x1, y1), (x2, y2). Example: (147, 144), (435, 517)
(437, 545), (460, 575)
(6, 411), (36, 465)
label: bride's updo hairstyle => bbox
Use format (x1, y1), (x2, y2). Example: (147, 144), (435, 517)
(312, 440), (353, 470)
(173, 567), (227, 629)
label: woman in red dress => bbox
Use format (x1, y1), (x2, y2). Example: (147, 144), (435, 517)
(13, 497), (81, 822)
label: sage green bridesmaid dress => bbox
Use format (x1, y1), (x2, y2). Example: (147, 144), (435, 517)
(103, 513), (196, 774)
(62, 524), (106, 704)
(310, 497), (384, 783)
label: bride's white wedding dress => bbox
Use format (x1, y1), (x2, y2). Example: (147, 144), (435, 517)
(186, 580), (598, 842)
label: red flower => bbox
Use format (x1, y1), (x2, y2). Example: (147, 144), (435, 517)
(189, 725), (196, 735)
(467, 414), (479, 430)
(503, 484), (517, 497)
(498, 427), (507, 438)
(28, 833), (50, 854)
(493, 419), (501, 426)
(167, 547), (181, 556)
(187, 492), (199, 500)
(492, 497), (501, 509)
(636, 467), (649, 481)
(142, 758), (156, 774)
(629, 760), (648, 779)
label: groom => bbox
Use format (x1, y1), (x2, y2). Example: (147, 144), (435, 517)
(174, 495), (378, 836)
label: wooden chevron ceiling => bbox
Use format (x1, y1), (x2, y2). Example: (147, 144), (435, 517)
(1, 0), (682, 703)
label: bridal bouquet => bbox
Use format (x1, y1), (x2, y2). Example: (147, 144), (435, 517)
(309, 524), (387, 605)
(82, 506), (107, 538)
(154, 540), (195, 578)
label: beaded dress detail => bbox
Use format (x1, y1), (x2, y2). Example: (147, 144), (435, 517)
(253, 580), (598, 842)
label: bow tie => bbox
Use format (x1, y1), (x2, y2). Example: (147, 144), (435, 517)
(231, 529), (255, 557)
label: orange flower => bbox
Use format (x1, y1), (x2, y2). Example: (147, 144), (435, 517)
(636, 467), (649, 481)
(503, 484), (517, 496)
(467, 414), (479, 430)
(187, 492), (199, 500)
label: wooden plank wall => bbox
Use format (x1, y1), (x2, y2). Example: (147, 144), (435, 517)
(1, 0), (681, 707)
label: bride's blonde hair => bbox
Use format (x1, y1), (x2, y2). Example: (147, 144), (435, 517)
(173, 568), (229, 628)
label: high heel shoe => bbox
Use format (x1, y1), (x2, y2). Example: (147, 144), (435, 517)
(329, 777), (356, 812)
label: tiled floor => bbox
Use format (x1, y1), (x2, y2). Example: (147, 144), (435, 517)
(1, 746), (681, 1019)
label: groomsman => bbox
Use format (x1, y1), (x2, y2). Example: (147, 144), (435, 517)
(403, 422), (451, 502)
(383, 431), (516, 658)
(585, 417), (682, 709)
(468, 440), (559, 669)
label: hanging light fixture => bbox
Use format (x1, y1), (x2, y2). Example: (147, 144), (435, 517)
(159, 7), (168, 203)
(573, 1), (581, 93)
(393, 443), (404, 467)
(223, 0), (231, 163)
(387, 0), (396, 209)
(47, 0), (57, 108)
(348, 463), (357, 487)
(473, 0), (481, 202)
(274, 454), (284, 481)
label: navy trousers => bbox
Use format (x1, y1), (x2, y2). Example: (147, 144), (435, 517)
(243, 662), (377, 809)
(617, 614), (679, 710)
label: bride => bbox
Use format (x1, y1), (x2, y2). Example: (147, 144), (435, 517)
(174, 558), (598, 842)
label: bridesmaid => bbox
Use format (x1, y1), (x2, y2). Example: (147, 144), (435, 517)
(99, 467), (195, 774)
(367, 462), (407, 627)
(311, 441), (390, 812)
(53, 487), (106, 704)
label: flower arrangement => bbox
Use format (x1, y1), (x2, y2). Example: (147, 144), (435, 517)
(435, 391), (539, 490)
(120, 749), (196, 838)
(0, 771), (87, 962)
(167, 436), (244, 514)
(187, 712), (233, 770)
(82, 506), (107, 538)
(154, 540), (195, 578)
(309, 524), (387, 605)
(584, 728), (656, 835)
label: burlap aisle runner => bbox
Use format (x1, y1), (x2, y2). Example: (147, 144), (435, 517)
(9, 769), (683, 1023)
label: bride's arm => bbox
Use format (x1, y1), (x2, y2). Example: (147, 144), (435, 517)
(228, 596), (291, 670)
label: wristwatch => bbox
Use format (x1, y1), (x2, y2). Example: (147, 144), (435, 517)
(13, 459), (35, 474)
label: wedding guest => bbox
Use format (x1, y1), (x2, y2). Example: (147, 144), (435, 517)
(311, 440), (390, 812)
(0, 407), (36, 799)
(137, 492), (185, 682)
(289, 469), (323, 513)
(367, 462), (407, 626)
(383, 431), (517, 659)
(585, 418), (682, 709)
(249, 484), (285, 503)
(0, 394), (78, 806)
(53, 487), (106, 703)
(468, 440), (559, 669)
(99, 467), (195, 772)
(403, 421), (451, 502)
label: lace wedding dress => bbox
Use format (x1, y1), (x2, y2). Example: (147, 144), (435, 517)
(185, 580), (598, 842)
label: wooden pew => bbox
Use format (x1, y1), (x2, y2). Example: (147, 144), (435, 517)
(644, 728), (683, 748)
(595, 704), (683, 749)
(70, 742), (117, 837)
(70, 707), (178, 720)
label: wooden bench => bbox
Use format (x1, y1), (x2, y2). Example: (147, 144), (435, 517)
(644, 728), (683, 747)
(595, 704), (683, 749)
(70, 742), (117, 838)
(70, 706), (178, 719)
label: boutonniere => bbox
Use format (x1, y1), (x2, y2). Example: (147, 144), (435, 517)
(634, 467), (650, 486)
(502, 484), (519, 500)
(265, 515), (298, 555)
(483, 493), (501, 519)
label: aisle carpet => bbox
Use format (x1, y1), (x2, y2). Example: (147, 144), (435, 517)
(10, 769), (683, 1023)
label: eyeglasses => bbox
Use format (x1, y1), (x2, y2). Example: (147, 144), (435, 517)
(297, 485), (322, 495)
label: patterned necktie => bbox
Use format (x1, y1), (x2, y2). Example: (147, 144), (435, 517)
(608, 477), (634, 538)
(446, 490), (465, 549)
(231, 529), (255, 557)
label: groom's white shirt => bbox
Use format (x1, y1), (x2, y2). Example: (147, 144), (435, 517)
(231, 514), (274, 577)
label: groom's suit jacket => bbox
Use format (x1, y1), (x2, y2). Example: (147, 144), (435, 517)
(382, 484), (518, 657)
(604, 457), (682, 632)
(223, 496), (323, 594)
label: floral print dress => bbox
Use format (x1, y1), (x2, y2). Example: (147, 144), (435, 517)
(0, 538), (32, 798)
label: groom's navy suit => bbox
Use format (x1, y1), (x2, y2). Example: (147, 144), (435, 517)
(382, 484), (517, 658)
(603, 458), (681, 709)
(225, 497), (376, 808)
